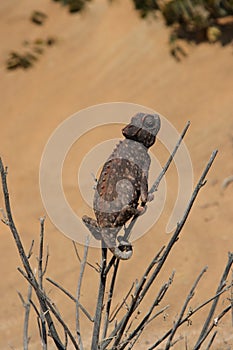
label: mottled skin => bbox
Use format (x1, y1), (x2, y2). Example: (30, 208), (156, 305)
(82, 113), (161, 260)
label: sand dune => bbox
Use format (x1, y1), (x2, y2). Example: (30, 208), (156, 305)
(0, 0), (233, 348)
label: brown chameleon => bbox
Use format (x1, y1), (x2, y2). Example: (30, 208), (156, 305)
(82, 112), (161, 260)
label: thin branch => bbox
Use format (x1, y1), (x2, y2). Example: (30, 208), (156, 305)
(109, 282), (135, 323)
(139, 150), (218, 302)
(0, 207), (9, 225)
(73, 240), (99, 272)
(24, 284), (32, 350)
(149, 120), (191, 195)
(18, 284), (32, 350)
(18, 267), (80, 350)
(126, 306), (171, 350)
(38, 217), (45, 288)
(76, 237), (89, 350)
(45, 296), (80, 350)
(196, 305), (232, 348)
(120, 272), (175, 350)
(124, 310), (141, 339)
(148, 277), (232, 349)
(146, 305), (170, 326)
(91, 244), (107, 350)
(194, 252), (233, 350)
(105, 243), (164, 345)
(27, 240), (34, 259)
(43, 246), (49, 276)
(38, 216), (47, 350)
(104, 254), (117, 276)
(46, 277), (93, 322)
(205, 331), (218, 350)
(30, 298), (44, 340)
(0, 158), (65, 350)
(133, 245), (165, 302)
(72, 240), (81, 262)
(169, 335), (184, 348)
(231, 269), (233, 327)
(102, 259), (120, 342)
(165, 266), (208, 350)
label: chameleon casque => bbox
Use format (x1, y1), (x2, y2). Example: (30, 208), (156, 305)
(82, 112), (161, 260)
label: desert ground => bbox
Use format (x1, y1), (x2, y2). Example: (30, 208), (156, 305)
(0, 0), (233, 349)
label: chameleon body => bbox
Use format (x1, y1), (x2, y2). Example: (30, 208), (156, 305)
(82, 112), (161, 260)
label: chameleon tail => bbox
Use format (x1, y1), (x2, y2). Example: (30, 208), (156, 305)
(110, 241), (133, 260)
(110, 243), (133, 260)
(101, 228), (133, 260)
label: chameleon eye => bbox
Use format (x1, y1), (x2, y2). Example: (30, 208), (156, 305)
(143, 115), (156, 129)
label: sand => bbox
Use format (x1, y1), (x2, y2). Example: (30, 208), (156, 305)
(0, 0), (233, 348)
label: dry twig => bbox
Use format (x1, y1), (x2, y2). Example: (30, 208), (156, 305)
(0, 158), (67, 350)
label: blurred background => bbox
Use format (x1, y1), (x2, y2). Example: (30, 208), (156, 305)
(0, 0), (233, 348)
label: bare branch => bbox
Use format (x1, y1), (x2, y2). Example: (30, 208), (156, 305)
(165, 267), (208, 349)
(19, 266), (80, 349)
(18, 284), (32, 350)
(197, 305), (231, 348)
(146, 305), (170, 326)
(125, 305), (169, 350)
(120, 272), (175, 349)
(73, 240), (99, 272)
(76, 237), (89, 350)
(46, 277), (93, 322)
(194, 252), (233, 349)
(140, 150), (218, 303)
(27, 240), (35, 259)
(72, 240), (81, 262)
(205, 331), (218, 350)
(38, 216), (47, 349)
(30, 298), (44, 340)
(134, 245), (165, 301)
(0, 158), (65, 350)
(104, 254), (117, 276)
(104, 242), (164, 346)
(148, 275), (232, 349)
(24, 284), (32, 350)
(109, 282), (135, 322)
(149, 120), (191, 195)
(102, 259), (120, 341)
(45, 298), (80, 349)
(231, 269), (233, 327)
(38, 217), (45, 288)
(91, 244), (107, 350)
(43, 245), (49, 276)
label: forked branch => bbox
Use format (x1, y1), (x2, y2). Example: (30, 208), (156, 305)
(0, 158), (79, 350)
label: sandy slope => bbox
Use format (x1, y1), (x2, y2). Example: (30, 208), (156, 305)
(0, 0), (233, 348)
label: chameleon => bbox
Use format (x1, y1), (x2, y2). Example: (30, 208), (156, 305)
(82, 112), (161, 260)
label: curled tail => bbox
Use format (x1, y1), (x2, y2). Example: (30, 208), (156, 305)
(109, 240), (133, 260)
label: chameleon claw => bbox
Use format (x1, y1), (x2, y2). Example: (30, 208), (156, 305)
(82, 215), (102, 240)
(136, 205), (147, 216)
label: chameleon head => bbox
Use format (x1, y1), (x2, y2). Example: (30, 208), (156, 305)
(122, 112), (161, 148)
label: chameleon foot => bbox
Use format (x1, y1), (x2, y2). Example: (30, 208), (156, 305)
(82, 215), (102, 240)
(136, 205), (147, 216)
